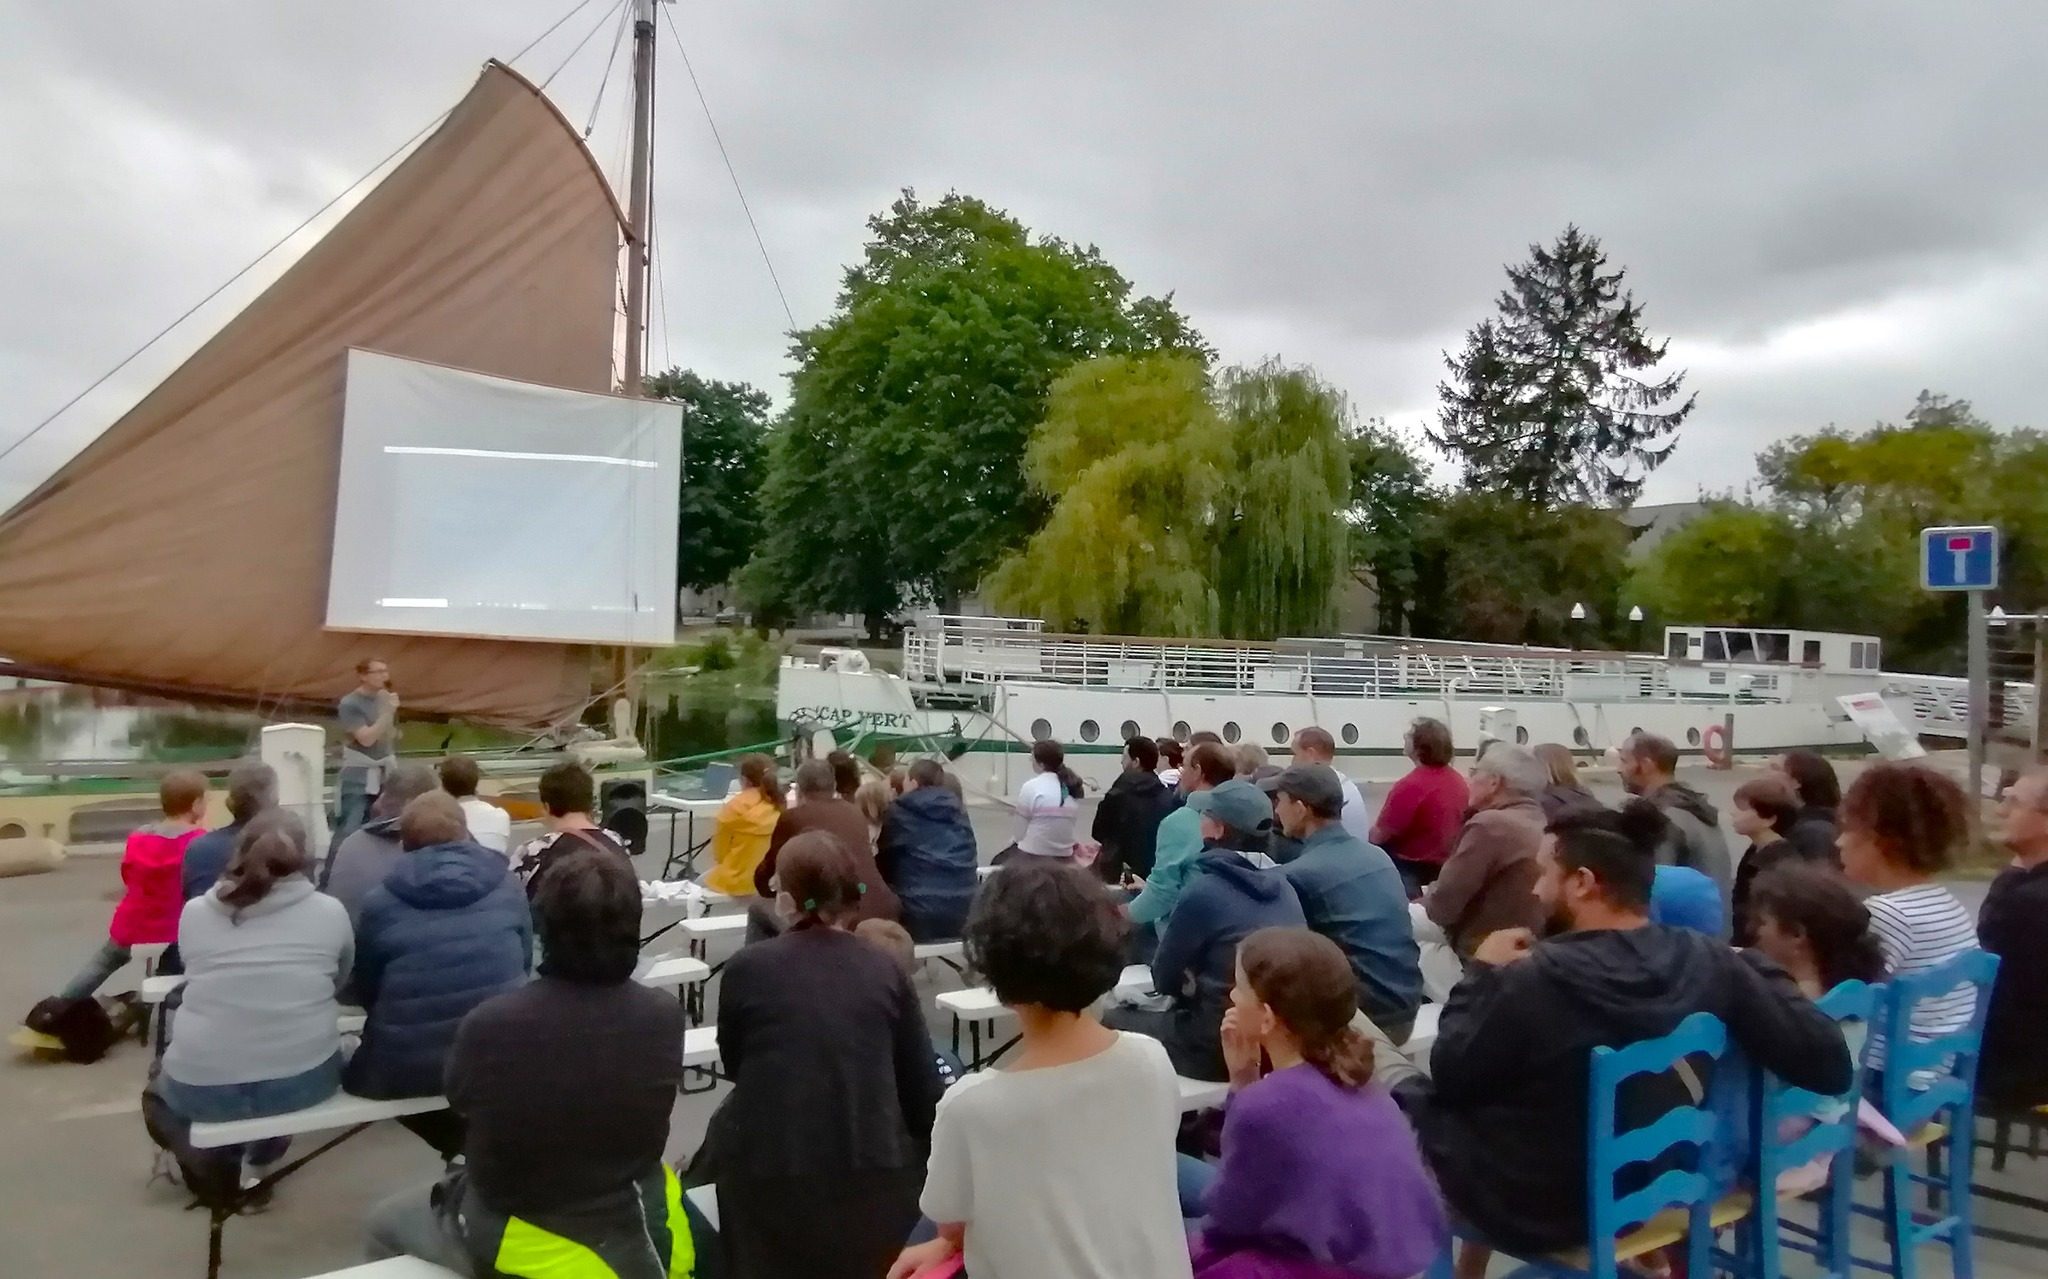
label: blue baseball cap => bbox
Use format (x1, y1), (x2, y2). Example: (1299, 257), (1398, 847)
(1187, 779), (1274, 837)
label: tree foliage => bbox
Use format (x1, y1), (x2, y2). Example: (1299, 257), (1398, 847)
(1636, 391), (2048, 672)
(644, 368), (768, 593)
(985, 355), (1350, 639)
(1406, 494), (1634, 647)
(1343, 418), (1436, 635)
(740, 190), (1209, 632)
(1431, 225), (1694, 507)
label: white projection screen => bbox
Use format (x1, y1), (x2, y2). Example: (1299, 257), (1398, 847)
(326, 349), (682, 646)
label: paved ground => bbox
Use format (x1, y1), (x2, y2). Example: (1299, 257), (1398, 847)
(3, 764), (2043, 1277)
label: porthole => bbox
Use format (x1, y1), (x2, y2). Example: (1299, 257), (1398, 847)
(1029, 718), (1052, 742)
(1079, 719), (1100, 743)
(1686, 727), (1702, 747)
(1270, 722), (1289, 745)
(0, 821), (24, 840)
(1341, 724), (1359, 746)
(1573, 727), (1591, 747)
(1223, 722), (1243, 744)
(1119, 719), (1140, 741)
(1515, 726), (1529, 745)
(1172, 721), (1191, 742)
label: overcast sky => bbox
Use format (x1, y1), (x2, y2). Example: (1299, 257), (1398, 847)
(4, 2), (2045, 512)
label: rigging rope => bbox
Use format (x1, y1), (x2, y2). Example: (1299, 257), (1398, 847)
(0, 0), (620, 476)
(540, 0), (628, 90)
(659, 5), (798, 331)
(581, 0), (635, 139)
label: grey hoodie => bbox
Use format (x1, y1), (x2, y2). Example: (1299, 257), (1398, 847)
(1645, 781), (1733, 908)
(161, 876), (354, 1088)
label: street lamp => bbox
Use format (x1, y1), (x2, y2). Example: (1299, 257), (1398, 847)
(1569, 601), (1587, 650)
(1627, 604), (1645, 651)
(1989, 605), (2009, 627)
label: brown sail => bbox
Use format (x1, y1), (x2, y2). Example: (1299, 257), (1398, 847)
(0, 61), (626, 728)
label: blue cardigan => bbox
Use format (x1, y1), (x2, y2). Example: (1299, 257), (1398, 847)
(345, 840), (532, 1099)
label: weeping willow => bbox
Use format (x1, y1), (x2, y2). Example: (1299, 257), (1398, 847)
(1213, 359), (1351, 639)
(985, 354), (1349, 640)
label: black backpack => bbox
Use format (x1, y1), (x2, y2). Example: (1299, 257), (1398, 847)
(21, 996), (119, 1064)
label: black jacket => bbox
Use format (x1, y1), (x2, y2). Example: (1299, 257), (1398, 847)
(1729, 837), (1804, 947)
(1785, 806), (1840, 866)
(1091, 767), (1176, 880)
(1977, 860), (2048, 1109)
(1406, 925), (1852, 1255)
(1151, 844), (1306, 1079)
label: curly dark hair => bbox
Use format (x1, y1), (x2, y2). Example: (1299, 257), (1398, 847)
(1839, 761), (1967, 874)
(966, 860), (1127, 1012)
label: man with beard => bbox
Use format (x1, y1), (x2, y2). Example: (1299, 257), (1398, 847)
(1617, 732), (1733, 912)
(1375, 799), (1849, 1277)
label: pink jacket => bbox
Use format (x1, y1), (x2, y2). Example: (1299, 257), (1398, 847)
(108, 824), (205, 946)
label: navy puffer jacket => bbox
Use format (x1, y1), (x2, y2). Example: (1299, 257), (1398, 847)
(345, 840), (532, 1099)
(876, 786), (980, 944)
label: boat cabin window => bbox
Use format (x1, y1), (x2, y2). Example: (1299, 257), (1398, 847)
(1667, 633), (1689, 661)
(1802, 640), (1822, 665)
(1759, 632), (1791, 663)
(1704, 631), (1727, 662)
(1723, 631), (1756, 662)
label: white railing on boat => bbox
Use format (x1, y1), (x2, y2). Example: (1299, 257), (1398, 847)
(1875, 672), (2036, 736)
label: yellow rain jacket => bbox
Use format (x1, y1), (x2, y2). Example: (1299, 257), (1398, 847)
(701, 789), (779, 896)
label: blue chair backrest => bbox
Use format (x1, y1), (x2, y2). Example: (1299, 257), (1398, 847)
(1877, 948), (1999, 1135)
(1755, 979), (1881, 1188)
(1588, 1011), (1734, 1246)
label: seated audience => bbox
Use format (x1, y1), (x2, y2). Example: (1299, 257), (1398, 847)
(1422, 745), (1547, 959)
(366, 848), (702, 1277)
(346, 793), (531, 1156)
(1293, 727), (1372, 844)
(702, 753), (782, 898)
(1836, 762), (1979, 1078)
(47, 769), (208, 1003)
(1618, 731), (1733, 905)
(1184, 928), (1447, 1279)
(1107, 780), (1306, 1081)
(438, 754), (511, 855)
(750, 760), (899, 938)
(1371, 718), (1468, 891)
(1094, 735), (1176, 883)
(1649, 863), (1727, 937)
(1157, 737), (1186, 790)
(1388, 799), (1851, 1266)
(322, 764), (438, 921)
(719, 833), (939, 1278)
(1774, 749), (1843, 865)
(889, 861), (1192, 1279)
(1980, 769), (2048, 1109)
(156, 812), (353, 1190)
(1746, 861), (1886, 1000)
(876, 758), (980, 943)
(1000, 739), (1085, 864)
(1232, 742), (1276, 784)
(1532, 743), (1602, 824)
(514, 762), (631, 901)
(183, 763), (277, 903)
(1728, 772), (1804, 945)
(828, 748), (864, 801)
(1128, 742), (1237, 933)
(1266, 763), (1424, 1039)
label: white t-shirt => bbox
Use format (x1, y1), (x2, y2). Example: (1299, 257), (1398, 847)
(459, 795), (513, 854)
(1014, 771), (1079, 857)
(1338, 774), (1371, 844)
(922, 1031), (1193, 1279)
(1866, 883), (1978, 1070)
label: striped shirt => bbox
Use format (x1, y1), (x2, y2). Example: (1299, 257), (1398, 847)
(1866, 883), (1978, 1072)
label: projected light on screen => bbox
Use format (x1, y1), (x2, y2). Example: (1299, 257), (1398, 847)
(325, 349), (682, 646)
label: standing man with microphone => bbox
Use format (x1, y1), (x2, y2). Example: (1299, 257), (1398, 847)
(333, 657), (399, 855)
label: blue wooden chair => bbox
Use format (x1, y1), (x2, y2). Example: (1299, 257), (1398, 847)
(1433, 1011), (1751, 1279)
(1851, 948), (2000, 1279)
(1729, 979), (1881, 1279)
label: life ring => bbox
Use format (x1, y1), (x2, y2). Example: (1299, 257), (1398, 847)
(1701, 724), (1733, 770)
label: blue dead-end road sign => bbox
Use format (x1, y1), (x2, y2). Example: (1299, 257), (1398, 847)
(1921, 525), (1999, 592)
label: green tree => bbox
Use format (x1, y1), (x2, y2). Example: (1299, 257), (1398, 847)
(1431, 224), (1694, 506)
(982, 355), (1228, 635)
(1407, 494), (1633, 646)
(742, 191), (1209, 632)
(1343, 418), (1436, 635)
(1630, 503), (1803, 625)
(643, 368), (767, 593)
(1213, 359), (1352, 639)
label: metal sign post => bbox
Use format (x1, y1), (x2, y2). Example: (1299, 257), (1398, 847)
(1921, 525), (2000, 825)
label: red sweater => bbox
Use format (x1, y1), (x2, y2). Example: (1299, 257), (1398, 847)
(107, 823), (206, 946)
(1369, 765), (1469, 866)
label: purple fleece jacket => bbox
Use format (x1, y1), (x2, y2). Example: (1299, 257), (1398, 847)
(1191, 1064), (1447, 1279)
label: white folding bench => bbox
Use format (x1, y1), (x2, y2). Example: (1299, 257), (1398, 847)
(307, 1260), (463, 1279)
(913, 939), (969, 984)
(934, 987), (1018, 1069)
(138, 974), (365, 1054)
(1176, 1075), (1229, 1113)
(186, 1093), (450, 1279)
